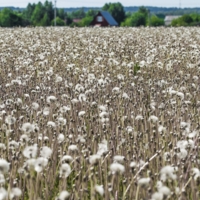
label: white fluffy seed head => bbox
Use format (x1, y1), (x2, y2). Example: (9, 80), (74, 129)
(10, 188), (22, 199)
(95, 185), (104, 196)
(89, 154), (101, 165)
(0, 159), (10, 173)
(56, 190), (70, 200)
(23, 145), (38, 159)
(40, 146), (52, 158)
(160, 165), (177, 182)
(137, 177), (151, 187)
(59, 163), (71, 178)
(110, 162), (125, 174)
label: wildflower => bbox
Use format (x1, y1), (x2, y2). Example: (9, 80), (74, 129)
(0, 159), (10, 173)
(20, 134), (30, 144)
(122, 92), (129, 99)
(21, 123), (34, 134)
(126, 126), (133, 133)
(89, 154), (101, 165)
(0, 174), (5, 184)
(9, 140), (19, 150)
(112, 87), (120, 94)
(95, 185), (104, 196)
(5, 115), (16, 125)
(113, 155), (125, 163)
(76, 135), (86, 143)
(57, 134), (65, 143)
(9, 188), (22, 199)
(61, 155), (73, 164)
(78, 93), (86, 102)
(32, 102), (39, 110)
(148, 115), (158, 123)
(78, 111), (86, 117)
(110, 162), (125, 174)
(135, 115), (143, 120)
(43, 107), (50, 115)
(137, 177), (151, 187)
(191, 168), (200, 180)
(151, 192), (163, 200)
(0, 143), (6, 150)
(0, 187), (7, 200)
(68, 145), (78, 151)
(46, 95), (57, 103)
(56, 190), (70, 200)
(98, 105), (107, 112)
(177, 148), (188, 159)
(59, 106), (71, 113)
(176, 92), (184, 100)
(25, 159), (36, 169)
(55, 75), (62, 83)
(156, 181), (171, 197)
(160, 165), (177, 182)
(99, 111), (109, 118)
(57, 117), (66, 126)
(40, 146), (52, 159)
(59, 163), (71, 178)
(34, 157), (48, 173)
(47, 121), (56, 128)
(97, 140), (108, 156)
(23, 145), (38, 158)
(71, 98), (79, 104)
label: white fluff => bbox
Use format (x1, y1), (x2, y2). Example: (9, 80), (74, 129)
(89, 154), (101, 165)
(95, 185), (104, 196)
(40, 146), (52, 158)
(138, 177), (151, 187)
(59, 163), (71, 178)
(56, 190), (70, 200)
(160, 165), (177, 182)
(110, 162), (125, 174)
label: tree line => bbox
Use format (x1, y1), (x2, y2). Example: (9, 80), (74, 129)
(0, 1), (200, 27)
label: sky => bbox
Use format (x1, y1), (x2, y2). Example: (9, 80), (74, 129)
(1, 0), (200, 8)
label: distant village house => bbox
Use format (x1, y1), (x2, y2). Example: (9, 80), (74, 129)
(90, 11), (118, 27)
(164, 15), (181, 26)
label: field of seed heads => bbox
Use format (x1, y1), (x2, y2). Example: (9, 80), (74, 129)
(0, 27), (199, 200)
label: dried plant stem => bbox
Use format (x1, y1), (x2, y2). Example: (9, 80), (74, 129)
(122, 151), (159, 200)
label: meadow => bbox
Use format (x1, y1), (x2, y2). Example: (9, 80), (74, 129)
(0, 27), (199, 200)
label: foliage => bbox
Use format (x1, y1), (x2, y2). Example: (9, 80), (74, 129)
(70, 8), (86, 19)
(51, 17), (65, 26)
(102, 2), (125, 24)
(171, 14), (198, 26)
(150, 15), (164, 26)
(0, 8), (23, 27)
(121, 12), (146, 27)
(78, 16), (93, 27)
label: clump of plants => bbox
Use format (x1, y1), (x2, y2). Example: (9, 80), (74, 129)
(0, 26), (199, 199)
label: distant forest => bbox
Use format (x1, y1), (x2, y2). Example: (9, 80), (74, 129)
(0, 1), (200, 27)
(1, 6), (200, 15)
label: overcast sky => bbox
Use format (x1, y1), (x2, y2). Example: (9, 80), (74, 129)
(1, 0), (200, 8)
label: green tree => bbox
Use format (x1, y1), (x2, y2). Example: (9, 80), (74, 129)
(138, 6), (149, 18)
(171, 14), (194, 26)
(51, 17), (65, 26)
(71, 8), (86, 19)
(31, 2), (45, 25)
(40, 12), (50, 26)
(150, 15), (164, 26)
(86, 9), (98, 17)
(44, 0), (54, 21)
(121, 12), (146, 27)
(78, 16), (93, 27)
(0, 8), (22, 27)
(23, 3), (36, 24)
(102, 2), (125, 24)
